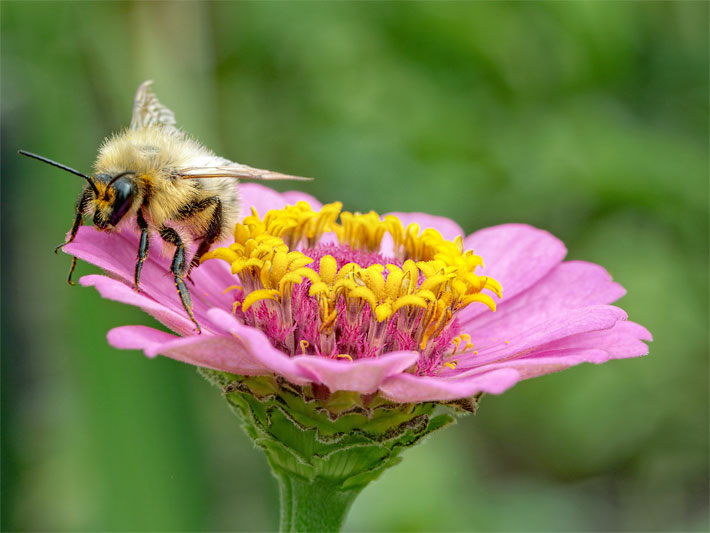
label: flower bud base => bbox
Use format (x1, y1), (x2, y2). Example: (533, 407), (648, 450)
(199, 369), (476, 532)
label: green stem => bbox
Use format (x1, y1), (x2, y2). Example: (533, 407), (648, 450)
(275, 470), (362, 533)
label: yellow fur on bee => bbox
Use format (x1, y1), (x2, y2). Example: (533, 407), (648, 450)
(93, 126), (241, 244)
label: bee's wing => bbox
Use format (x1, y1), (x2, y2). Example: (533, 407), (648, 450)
(130, 80), (178, 132)
(178, 165), (313, 182)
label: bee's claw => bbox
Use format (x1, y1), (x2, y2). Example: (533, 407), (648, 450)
(67, 256), (78, 286)
(54, 242), (67, 254)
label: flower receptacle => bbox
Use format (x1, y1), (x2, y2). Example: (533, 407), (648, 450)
(199, 368), (468, 531)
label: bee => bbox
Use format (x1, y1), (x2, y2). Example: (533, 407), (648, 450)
(20, 80), (310, 333)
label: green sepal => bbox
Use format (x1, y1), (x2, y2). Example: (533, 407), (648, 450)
(199, 369), (470, 531)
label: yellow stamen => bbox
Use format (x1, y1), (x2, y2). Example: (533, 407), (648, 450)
(451, 336), (463, 355)
(391, 295), (428, 314)
(222, 284), (243, 295)
(460, 333), (474, 351)
(204, 203), (502, 354)
(242, 289), (279, 311)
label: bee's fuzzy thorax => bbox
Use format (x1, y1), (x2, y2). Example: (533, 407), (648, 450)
(94, 127), (217, 178)
(92, 125), (241, 242)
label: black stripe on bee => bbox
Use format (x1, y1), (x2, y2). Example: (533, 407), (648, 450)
(176, 196), (220, 220)
(142, 181), (153, 204)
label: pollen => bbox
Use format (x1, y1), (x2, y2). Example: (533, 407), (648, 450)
(203, 202), (501, 375)
(299, 340), (310, 355)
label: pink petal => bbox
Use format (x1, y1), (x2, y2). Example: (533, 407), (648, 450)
(291, 351), (420, 394)
(381, 316), (649, 401)
(189, 259), (246, 311)
(63, 226), (186, 319)
(460, 260), (627, 336)
(118, 324), (269, 376)
(64, 225), (143, 287)
(460, 224), (567, 321)
(457, 305), (628, 368)
(107, 325), (179, 356)
(204, 309), (423, 393)
(67, 225), (236, 326)
(454, 349), (612, 382)
(108, 324), (271, 374)
(237, 183), (294, 217)
(204, 308), (314, 385)
(385, 212), (465, 241)
(379, 368), (521, 403)
(538, 320), (651, 360)
(80, 274), (197, 335)
(448, 326), (649, 386)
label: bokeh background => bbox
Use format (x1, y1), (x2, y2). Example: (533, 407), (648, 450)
(2, 2), (708, 531)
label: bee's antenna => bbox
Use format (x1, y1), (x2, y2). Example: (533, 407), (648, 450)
(18, 150), (100, 196)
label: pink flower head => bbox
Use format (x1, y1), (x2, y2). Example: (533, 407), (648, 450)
(65, 184), (651, 403)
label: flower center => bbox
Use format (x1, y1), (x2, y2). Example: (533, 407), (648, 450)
(203, 202), (501, 375)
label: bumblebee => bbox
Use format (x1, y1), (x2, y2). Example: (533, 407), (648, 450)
(20, 80), (309, 333)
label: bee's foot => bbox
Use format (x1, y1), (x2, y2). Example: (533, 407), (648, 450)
(54, 242), (67, 254)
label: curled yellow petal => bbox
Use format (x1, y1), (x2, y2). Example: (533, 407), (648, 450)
(483, 276), (503, 298)
(420, 274), (450, 293)
(309, 281), (329, 297)
(348, 286), (378, 312)
(202, 247), (238, 264)
(242, 289), (279, 311)
(462, 293), (496, 312)
(392, 295), (428, 314)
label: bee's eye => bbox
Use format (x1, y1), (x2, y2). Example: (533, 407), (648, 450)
(109, 178), (135, 226)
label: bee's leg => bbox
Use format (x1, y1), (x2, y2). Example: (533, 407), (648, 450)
(159, 226), (201, 333)
(188, 197), (223, 276)
(57, 188), (92, 285)
(134, 210), (150, 291)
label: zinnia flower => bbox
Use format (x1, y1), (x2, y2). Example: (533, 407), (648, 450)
(64, 183), (651, 531)
(65, 183), (650, 402)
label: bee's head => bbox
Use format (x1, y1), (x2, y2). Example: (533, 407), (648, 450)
(92, 172), (136, 230)
(17, 151), (137, 231)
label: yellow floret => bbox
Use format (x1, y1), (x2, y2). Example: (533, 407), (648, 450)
(203, 202), (502, 348)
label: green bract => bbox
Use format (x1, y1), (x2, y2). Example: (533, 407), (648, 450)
(199, 369), (479, 532)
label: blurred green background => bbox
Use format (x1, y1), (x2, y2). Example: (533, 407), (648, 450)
(2, 2), (708, 531)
